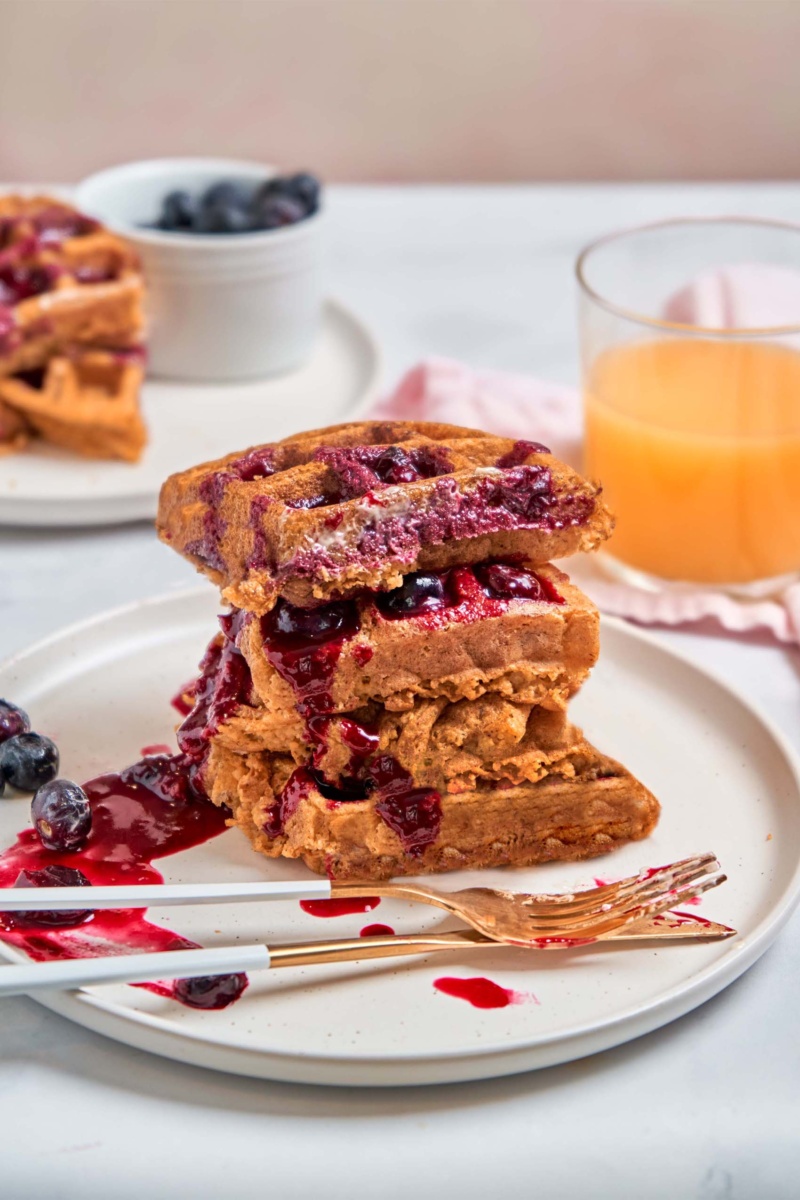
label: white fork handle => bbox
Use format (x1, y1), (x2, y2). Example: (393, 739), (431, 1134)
(0, 944), (272, 998)
(0, 878), (333, 912)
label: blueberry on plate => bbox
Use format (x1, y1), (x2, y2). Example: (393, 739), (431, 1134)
(11, 864), (93, 928)
(159, 189), (197, 231)
(174, 972), (249, 1010)
(31, 778), (92, 852)
(0, 732), (59, 792)
(252, 194), (307, 231)
(0, 698), (30, 744)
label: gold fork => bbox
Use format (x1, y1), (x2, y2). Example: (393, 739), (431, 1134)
(0, 858), (731, 996)
(328, 852), (725, 948)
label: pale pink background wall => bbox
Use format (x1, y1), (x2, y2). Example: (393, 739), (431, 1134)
(2, 0), (799, 183)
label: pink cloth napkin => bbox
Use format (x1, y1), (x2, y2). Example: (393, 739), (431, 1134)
(367, 356), (800, 644)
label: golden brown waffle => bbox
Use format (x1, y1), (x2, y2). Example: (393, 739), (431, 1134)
(213, 687), (584, 794)
(157, 420), (614, 612)
(0, 195), (144, 378)
(204, 737), (660, 881)
(0, 396), (29, 454)
(0, 350), (147, 462)
(237, 563), (599, 718)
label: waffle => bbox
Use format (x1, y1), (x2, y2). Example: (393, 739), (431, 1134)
(0, 195), (144, 377)
(0, 396), (28, 454)
(0, 350), (147, 462)
(237, 562), (598, 716)
(157, 420), (614, 612)
(204, 737), (660, 881)
(212, 686), (584, 794)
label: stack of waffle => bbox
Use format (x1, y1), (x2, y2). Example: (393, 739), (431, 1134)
(159, 420), (659, 881)
(0, 194), (147, 462)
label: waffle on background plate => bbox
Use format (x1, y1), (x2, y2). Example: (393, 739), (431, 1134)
(161, 421), (659, 881)
(0, 194), (147, 462)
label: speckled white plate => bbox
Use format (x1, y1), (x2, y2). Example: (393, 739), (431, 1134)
(0, 299), (381, 528)
(0, 589), (799, 1087)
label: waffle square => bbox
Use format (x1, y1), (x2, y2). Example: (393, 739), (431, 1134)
(0, 349), (147, 462)
(0, 195), (144, 378)
(157, 420), (614, 611)
(204, 737), (660, 881)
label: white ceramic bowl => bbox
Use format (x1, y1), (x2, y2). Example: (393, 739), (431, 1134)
(74, 158), (325, 382)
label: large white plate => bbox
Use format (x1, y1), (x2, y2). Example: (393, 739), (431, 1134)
(0, 299), (381, 528)
(0, 590), (798, 1087)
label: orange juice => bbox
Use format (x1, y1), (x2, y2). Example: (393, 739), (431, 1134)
(584, 338), (800, 584)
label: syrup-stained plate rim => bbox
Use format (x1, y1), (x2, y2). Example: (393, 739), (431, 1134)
(0, 298), (381, 528)
(0, 587), (798, 1087)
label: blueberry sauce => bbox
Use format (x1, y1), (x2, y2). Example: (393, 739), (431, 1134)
(433, 976), (523, 1009)
(306, 715), (379, 775)
(0, 261), (61, 306)
(260, 598), (360, 719)
(170, 682), (196, 717)
(315, 444), (453, 501)
(369, 755), (442, 856)
(374, 562), (563, 627)
(496, 440), (551, 468)
(0, 753), (235, 1008)
(360, 923), (395, 937)
(176, 613), (254, 757)
(300, 897), (380, 918)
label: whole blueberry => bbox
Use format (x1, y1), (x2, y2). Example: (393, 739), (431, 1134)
(193, 200), (252, 234)
(285, 172), (321, 213)
(376, 572), (448, 618)
(252, 194), (306, 231)
(31, 778), (92, 852)
(271, 598), (355, 643)
(160, 190), (197, 231)
(11, 864), (93, 928)
(174, 972), (248, 1009)
(0, 699), (30, 744)
(0, 732), (59, 792)
(202, 181), (252, 211)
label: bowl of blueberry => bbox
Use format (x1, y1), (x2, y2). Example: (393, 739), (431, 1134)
(75, 158), (325, 381)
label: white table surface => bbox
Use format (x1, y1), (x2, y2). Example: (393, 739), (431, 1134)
(1, 184), (799, 1199)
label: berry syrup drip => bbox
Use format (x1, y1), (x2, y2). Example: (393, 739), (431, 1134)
(315, 444), (453, 503)
(496, 440), (551, 469)
(360, 923), (395, 937)
(369, 755), (441, 856)
(300, 897), (380, 918)
(0, 753), (238, 1009)
(433, 976), (523, 1009)
(260, 597), (360, 719)
(306, 714), (380, 775)
(176, 612), (254, 758)
(0, 261), (61, 306)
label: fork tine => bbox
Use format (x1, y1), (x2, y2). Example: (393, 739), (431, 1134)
(524, 871), (728, 945)
(515, 856), (721, 932)
(513, 853), (719, 918)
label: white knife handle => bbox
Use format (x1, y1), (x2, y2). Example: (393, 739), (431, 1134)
(0, 944), (272, 998)
(0, 878), (333, 911)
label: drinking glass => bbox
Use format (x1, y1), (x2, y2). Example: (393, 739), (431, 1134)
(576, 217), (800, 591)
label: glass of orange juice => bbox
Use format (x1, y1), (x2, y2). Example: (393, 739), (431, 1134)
(577, 217), (800, 591)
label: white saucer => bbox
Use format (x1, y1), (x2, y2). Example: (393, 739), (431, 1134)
(1, 590), (798, 1086)
(0, 299), (381, 528)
